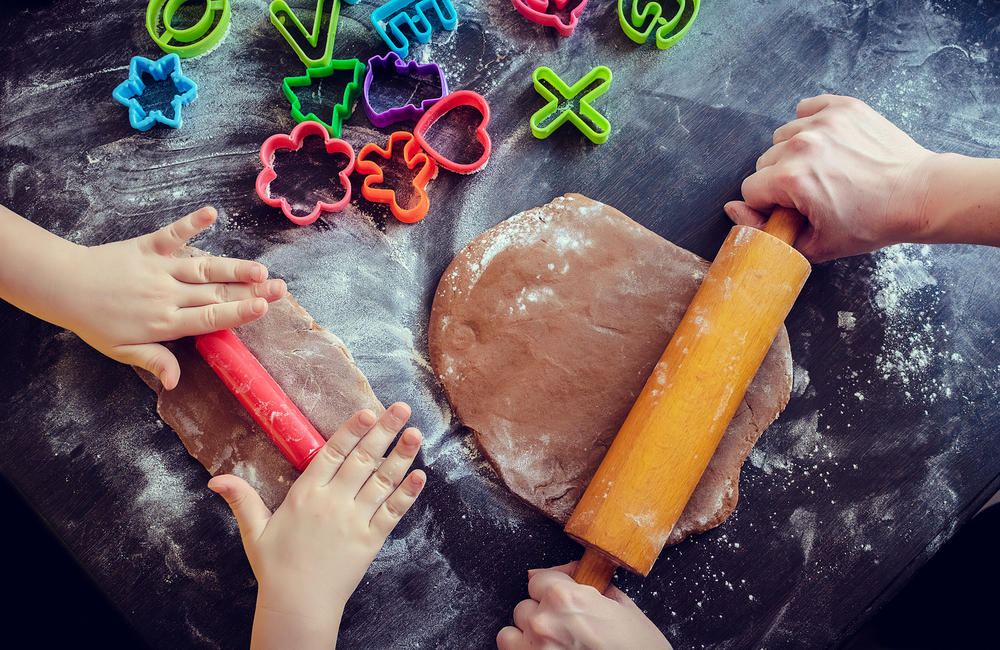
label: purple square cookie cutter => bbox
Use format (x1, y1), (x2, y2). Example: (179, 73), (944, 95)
(362, 52), (448, 128)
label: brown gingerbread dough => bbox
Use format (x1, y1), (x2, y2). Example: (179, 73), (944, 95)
(137, 247), (383, 511)
(428, 194), (792, 545)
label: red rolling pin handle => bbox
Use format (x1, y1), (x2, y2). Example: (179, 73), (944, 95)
(195, 329), (325, 471)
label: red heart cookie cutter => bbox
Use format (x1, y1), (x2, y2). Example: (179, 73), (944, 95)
(256, 120), (356, 225)
(413, 90), (492, 175)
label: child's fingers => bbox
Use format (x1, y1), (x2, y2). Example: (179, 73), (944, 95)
(300, 409), (380, 485)
(332, 402), (412, 490)
(208, 474), (273, 545)
(147, 206), (218, 256)
(168, 298), (269, 338)
(111, 342), (182, 390)
(355, 426), (422, 514)
(369, 469), (426, 541)
(170, 256), (272, 286)
(176, 278), (286, 309)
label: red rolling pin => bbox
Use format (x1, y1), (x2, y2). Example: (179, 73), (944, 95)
(195, 329), (325, 470)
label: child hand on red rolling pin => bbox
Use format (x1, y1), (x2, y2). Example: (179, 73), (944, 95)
(724, 94), (1000, 262)
(0, 204), (285, 390)
(208, 402), (426, 650)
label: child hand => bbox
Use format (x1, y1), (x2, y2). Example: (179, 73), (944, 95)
(724, 94), (936, 262)
(208, 403), (426, 650)
(496, 562), (673, 650)
(69, 207), (285, 389)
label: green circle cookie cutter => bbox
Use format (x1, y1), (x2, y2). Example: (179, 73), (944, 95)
(530, 66), (612, 145)
(618, 0), (700, 50)
(146, 0), (232, 58)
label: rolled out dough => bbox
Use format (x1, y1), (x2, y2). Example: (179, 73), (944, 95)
(136, 246), (383, 511)
(428, 194), (792, 545)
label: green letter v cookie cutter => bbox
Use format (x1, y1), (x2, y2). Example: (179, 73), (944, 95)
(269, 0), (359, 68)
(530, 66), (612, 144)
(618, 0), (700, 50)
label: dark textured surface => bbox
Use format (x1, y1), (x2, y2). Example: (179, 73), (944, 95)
(2, 1), (1000, 649)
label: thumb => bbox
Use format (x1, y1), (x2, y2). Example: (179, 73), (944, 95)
(115, 342), (181, 390)
(208, 474), (273, 544)
(723, 201), (768, 229)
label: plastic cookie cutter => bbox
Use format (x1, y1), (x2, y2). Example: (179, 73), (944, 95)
(112, 53), (198, 131)
(371, 0), (458, 59)
(256, 120), (356, 225)
(146, 0), (231, 58)
(413, 90), (491, 174)
(618, 0), (701, 50)
(269, 0), (359, 69)
(511, 0), (589, 38)
(356, 132), (439, 224)
(530, 65), (612, 144)
(363, 52), (448, 128)
(282, 58), (367, 138)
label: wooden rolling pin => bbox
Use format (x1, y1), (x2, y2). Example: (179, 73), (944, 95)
(566, 207), (811, 590)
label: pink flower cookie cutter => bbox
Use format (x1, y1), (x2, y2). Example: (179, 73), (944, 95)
(363, 52), (448, 128)
(256, 121), (356, 225)
(413, 90), (491, 175)
(356, 132), (438, 224)
(511, 0), (588, 37)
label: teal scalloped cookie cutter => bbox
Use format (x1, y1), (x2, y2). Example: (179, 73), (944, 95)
(283, 59), (366, 138)
(371, 0), (457, 58)
(618, 0), (700, 50)
(530, 66), (612, 144)
(112, 53), (198, 130)
(146, 0), (231, 58)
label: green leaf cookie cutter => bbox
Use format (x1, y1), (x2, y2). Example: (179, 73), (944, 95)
(530, 66), (612, 145)
(269, 0), (359, 69)
(282, 59), (367, 138)
(618, 0), (700, 50)
(146, 0), (232, 58)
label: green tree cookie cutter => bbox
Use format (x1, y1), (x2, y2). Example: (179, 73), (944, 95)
(530, 66), (612, 144)
(269, 0), (358, 69)
(618, 0), (700, 50)
(146, 0), (231, 58)
(283, 59), (366, 138)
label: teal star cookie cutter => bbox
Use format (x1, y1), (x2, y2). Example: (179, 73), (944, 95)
(530, 66), (612, 144)
(282, 59), (366, 138)
(112, 53), (198, 130)
(618, 0), (700, 50)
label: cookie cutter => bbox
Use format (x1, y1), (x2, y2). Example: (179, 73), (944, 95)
(256, 120), (356, 225)
(146, 0), (231, 58)
(269, 0), (357, 68)
(511, 0), (589, 37)
(112, 53), (198, 131)
(618, 0), (700, 50)
(356, 132), (438, 224)
(413, 90), (492, 174)
(282, 58), (367, 138)
(371, 0), (458, 58)
(530, 65), (611, 144)
(363, 52), (448, 128)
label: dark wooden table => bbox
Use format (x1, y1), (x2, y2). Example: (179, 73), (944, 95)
(2, 1), (999, 648)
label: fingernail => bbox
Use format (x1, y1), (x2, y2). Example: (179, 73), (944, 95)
(250, 298), (266, 316)
(358, 409), (377, 427)
(251, 265), (267, 282)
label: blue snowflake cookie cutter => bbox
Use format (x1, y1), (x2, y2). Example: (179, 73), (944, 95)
(112, 53), (198, 130)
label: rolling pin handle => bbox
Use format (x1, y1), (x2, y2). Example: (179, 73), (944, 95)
(763, 206), (807, 247)
(572, 548), (618, 593)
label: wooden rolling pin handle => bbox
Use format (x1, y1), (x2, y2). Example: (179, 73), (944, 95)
(572, 548), (618, 593)
(763, 206), (807, 246)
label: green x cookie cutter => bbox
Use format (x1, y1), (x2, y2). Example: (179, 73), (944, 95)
(270, 0), (358, 69)
(146, 0), (231, 58)
(618, 0), (700, 50)
(530, 66), (613, 145)
(283, 59), (366, 138)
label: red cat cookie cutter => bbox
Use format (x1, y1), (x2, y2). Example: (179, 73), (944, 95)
(413, 90), (491, 175)
(356, 132), (438, 223)
(256, 120), (356, 225)
(511, 0), (588, 37)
